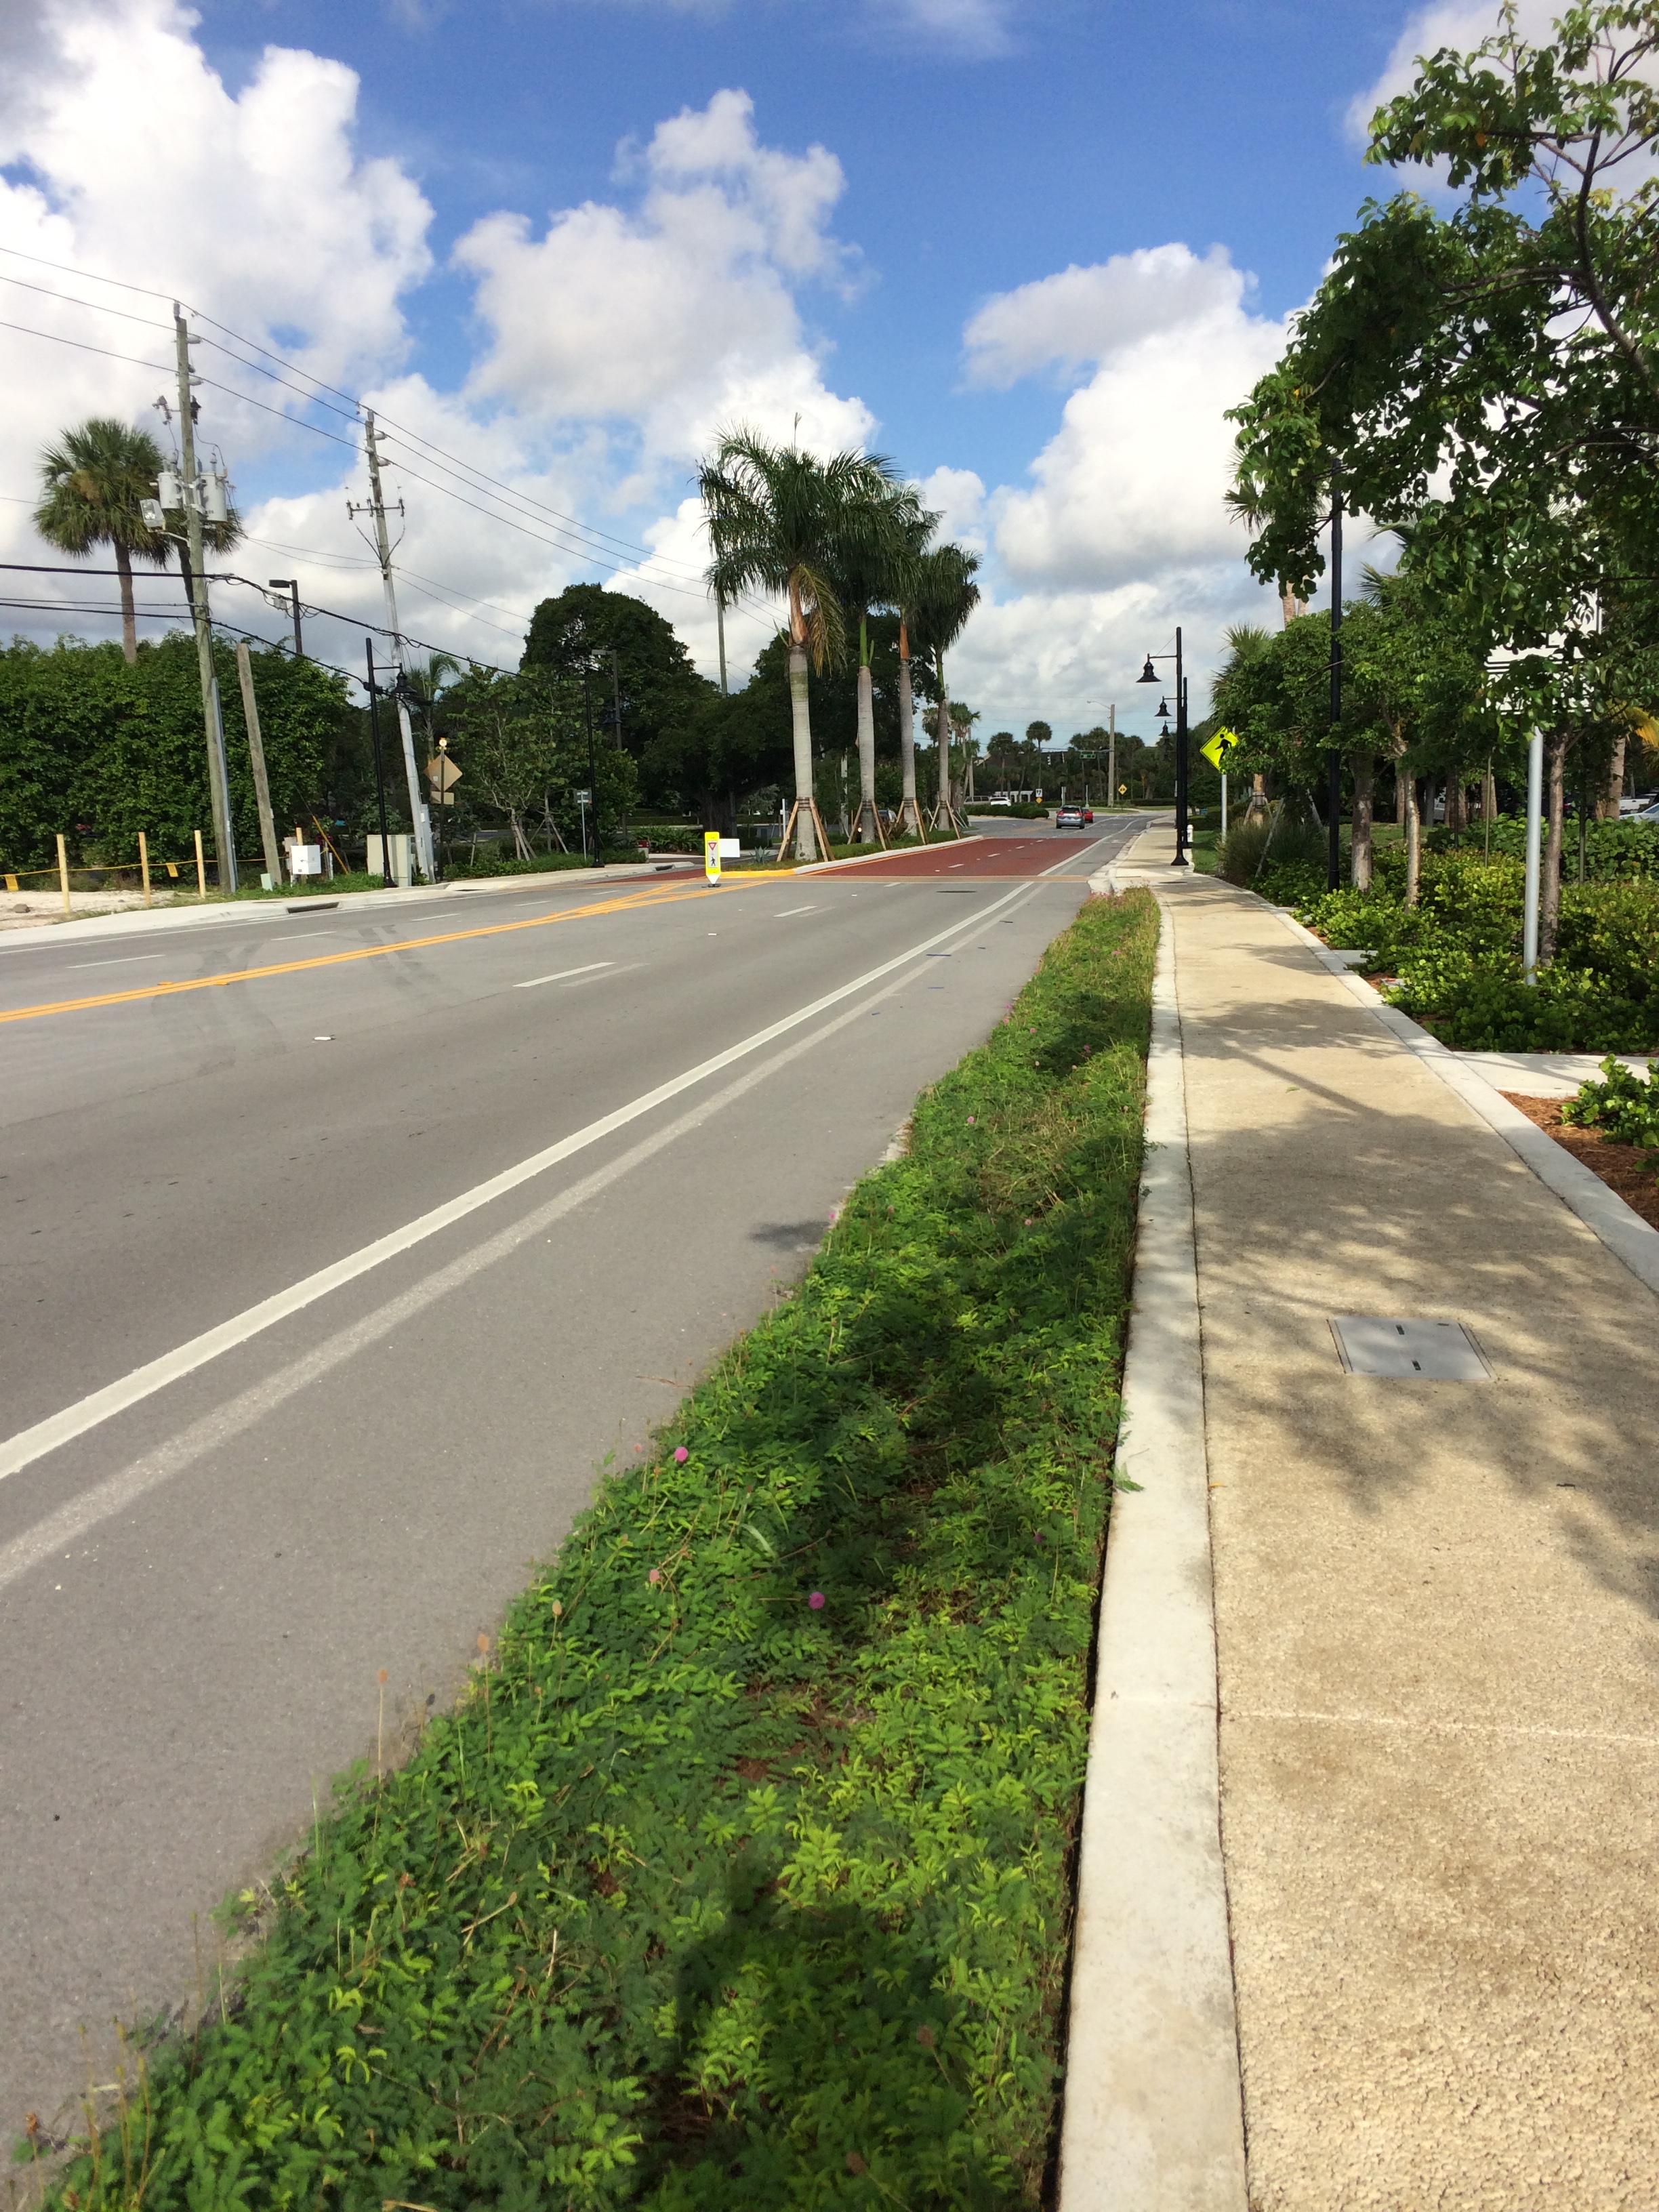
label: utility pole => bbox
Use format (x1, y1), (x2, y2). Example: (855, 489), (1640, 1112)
(268, 577), (303, 657)
(173, 306), (236, 891)
(583, 659), (601, 867)
(235, 641), (284, 887)
(350, 413), (434, 880)
(365, 642), (394, 884)
(1109, 705), (1117, 813)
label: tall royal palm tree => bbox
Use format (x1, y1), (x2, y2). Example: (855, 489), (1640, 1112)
(909, 544), (981, 834)
(832, 481), (935, 844)
(699, 429), (906, 862)
(885, 506), (940, 839)
(35, 418), (171, 664)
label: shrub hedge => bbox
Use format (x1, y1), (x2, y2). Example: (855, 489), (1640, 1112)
(28, 889), (1159, 2212)
(1294, 848), (1659, 1050)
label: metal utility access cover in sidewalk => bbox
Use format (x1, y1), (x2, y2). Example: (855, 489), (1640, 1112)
(1329, 1316), (1492, 1380)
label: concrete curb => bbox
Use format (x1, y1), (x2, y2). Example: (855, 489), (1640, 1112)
(791, 834), (985, 876)
(1269, 906), (1659, 1301)
(1057, 891), (1248, 2212)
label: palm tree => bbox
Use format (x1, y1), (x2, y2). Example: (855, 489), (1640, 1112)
(699, 429), (906, 862)
(832, 483), (934, 844)
(889, 508), (941, 838)
(909, 544), (981, 834)
(35, 418), (171, 664)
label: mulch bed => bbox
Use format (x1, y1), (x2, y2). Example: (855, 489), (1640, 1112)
(1502, 1092), (1659, 1231)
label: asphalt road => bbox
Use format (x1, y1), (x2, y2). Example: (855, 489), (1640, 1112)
(0, 816), (1145, 2137)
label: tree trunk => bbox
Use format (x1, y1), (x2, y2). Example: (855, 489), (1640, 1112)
(1444, 777), (1464, 836)
(1540, 731), (1568, 963)
(115, 541), (138, 665)
(855, 659), (878, 841)
(1600, 730), (1627, 820)
(1350, 752), (1374, 891)
(1405, 774), (1422, 907)
(897, 634), (920, 836)
(1396, 762), (1408, 827)
(787, 640), (817, 861)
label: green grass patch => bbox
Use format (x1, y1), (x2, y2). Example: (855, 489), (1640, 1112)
(28, 890), (1159, 2212)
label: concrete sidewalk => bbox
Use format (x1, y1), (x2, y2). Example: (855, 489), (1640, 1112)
(1104, 830), (1659, 2208)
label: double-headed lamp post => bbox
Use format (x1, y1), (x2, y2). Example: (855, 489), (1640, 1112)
(1137, 629), (1189, 865)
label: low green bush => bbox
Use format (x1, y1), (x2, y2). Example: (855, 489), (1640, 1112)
(1476, 815), (1659, 879)
(1561, 1056), (1659, 1144)
(1292, 851), (1659, 1050)
(30, 891), (1160, 2212)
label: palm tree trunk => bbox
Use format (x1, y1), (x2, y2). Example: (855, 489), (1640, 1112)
(855, 655), (878, 842)
(897, 624), (922, 837)
(1349, 752), (1374, 891)
(1541, 731), (1568, 963)
(115, 540), (138, 664)
(787, 640), (817, 862)
(1405, 773), (1422, 907)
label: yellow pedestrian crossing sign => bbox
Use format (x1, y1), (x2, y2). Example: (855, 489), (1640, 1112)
(1201, 726), (1241, 772)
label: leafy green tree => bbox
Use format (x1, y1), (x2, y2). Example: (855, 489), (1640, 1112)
(699, 431), (908, 860)
(520, 585), (712, 816)
(34, 419), (171, 665)
(1227, 1), (1659, 941)
(442, 665), (602, 858)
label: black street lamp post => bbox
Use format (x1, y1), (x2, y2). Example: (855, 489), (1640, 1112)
(1327, 462), (1344, 892)
(583, 659), (601, 867)
(1137, 628), (1189, 864)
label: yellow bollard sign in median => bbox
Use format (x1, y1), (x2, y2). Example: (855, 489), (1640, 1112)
(704, 830), (722, 885)
(1200, 726), (1241, 773)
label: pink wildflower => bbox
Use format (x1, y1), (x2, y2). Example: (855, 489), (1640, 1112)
(674, 1446), (689, 1463)
(808, 1591), (826, 1610)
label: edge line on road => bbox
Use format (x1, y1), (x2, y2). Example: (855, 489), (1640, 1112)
(0, 867), (1084, 1486)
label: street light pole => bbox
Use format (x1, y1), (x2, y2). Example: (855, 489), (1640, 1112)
(1328, 461), (1343, 890)
(583, 659), (601, 867)
(1136, 634), (1190, 865)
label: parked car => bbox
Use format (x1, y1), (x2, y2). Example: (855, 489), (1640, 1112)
(1055, 804), (1085, 827)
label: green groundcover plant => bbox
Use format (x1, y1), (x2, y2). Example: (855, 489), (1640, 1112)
(25, 890), (1159, 2212)
(1561, 1057), (1659, 1150)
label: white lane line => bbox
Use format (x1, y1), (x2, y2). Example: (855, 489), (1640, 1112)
(559, 962), (642, 989)
(274, 931), (343, 944)
(514, 961), (615, 989)
(70, 954), (167, 970)
(0, 925), (1015, 1592)
(0, 878), (1042, 1486)
(774, 905), (817, 918)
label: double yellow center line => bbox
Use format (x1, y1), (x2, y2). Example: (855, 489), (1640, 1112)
(0, 876), (753, 1027)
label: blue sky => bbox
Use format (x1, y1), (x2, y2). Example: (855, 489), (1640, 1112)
(0, 0), (1492, 738)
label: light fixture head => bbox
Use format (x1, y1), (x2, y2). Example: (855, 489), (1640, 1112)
(1155, 697), (1171, 720)
(1137, 655), (1158, 683)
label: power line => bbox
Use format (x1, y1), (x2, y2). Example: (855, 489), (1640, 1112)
(0, 315), (169, 374)
(371, 419), (707, 575)
(0, 270), (172, 333)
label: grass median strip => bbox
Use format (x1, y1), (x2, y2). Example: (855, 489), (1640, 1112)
(28, 887), (1158, 2211)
